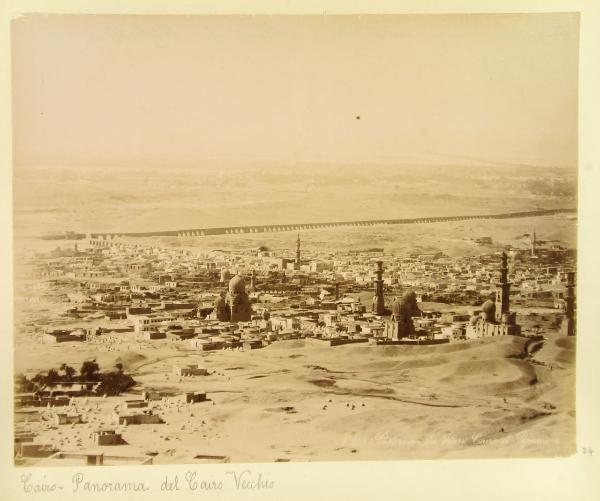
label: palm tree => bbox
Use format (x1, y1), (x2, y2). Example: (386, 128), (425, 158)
(80, 359), (100, 381)
(46, 368), (60, 385)
(59, 363), (76, 381)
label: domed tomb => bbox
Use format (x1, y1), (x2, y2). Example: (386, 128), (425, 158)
(226, 274), (252, 322)
(396, 291), (421, 317)
(220, 269), (231, 284)
(228, 274), (246, 294)
(386, 290), (421, 339)
(213, 293), (230, 322)
(481, 300), (496, 322)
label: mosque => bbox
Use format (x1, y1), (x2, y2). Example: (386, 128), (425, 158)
(370, 261), (424, 340)
(212, 273), (253, 323)
(384, 291), (423, 340)
(374, 252), (521, 343)
(465, 252), (521, 338)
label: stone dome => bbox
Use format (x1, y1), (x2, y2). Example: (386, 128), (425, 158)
(228, 274), (246, 294)
(482, 300), (495, 312)
(392, 291), (420, 318)
(481, 300), (496, 322)
(220, 269), (231, 282)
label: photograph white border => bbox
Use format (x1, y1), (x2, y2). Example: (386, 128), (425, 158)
(1, 2), (599, 500)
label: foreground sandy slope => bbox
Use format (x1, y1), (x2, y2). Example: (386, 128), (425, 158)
(14, 330), (575, 464)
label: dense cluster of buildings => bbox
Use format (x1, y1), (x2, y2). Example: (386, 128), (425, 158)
(14, 231), (577, 351)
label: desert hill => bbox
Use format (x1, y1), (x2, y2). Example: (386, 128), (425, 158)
(15, 329), (575, 462)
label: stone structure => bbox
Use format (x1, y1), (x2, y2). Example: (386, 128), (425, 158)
(181, 392), (207, 404)
(384, 291), (421, 340)
(213, 292), (230, 322)
(114, 410), (162, 425)
(561, 271), (576, 337)
(296, 233), (301, 268)
(466, 252), (521, 338)
(481, 299), (496, 322)
(220, 268), (231, 284)
(90, 208), (575, 240)
(94, 429), (125, 446)
(54, 413), (82, 425)
(226, 274), (252, 322)
(173, 364), (209, 377)
(372, 261), (386, 316)
(495, 252), (511, 322)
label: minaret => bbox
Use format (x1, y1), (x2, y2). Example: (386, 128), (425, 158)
(250, 269), (256, 291)
(295, 233), (301, 266)
(334, 281), (340, 301)
(374, 261), (386, 316)
(562, 271), (576, 337)
(495, 252), (511, 322)
(531, 229), (537, 257)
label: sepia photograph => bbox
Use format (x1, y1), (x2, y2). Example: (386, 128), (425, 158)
(10, 12), (581, 469)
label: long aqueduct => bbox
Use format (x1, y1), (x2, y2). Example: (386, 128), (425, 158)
(88, 208), (576, 243)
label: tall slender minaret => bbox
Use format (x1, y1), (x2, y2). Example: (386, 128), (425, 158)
(531, 229), (537, 257)
(250, 269), (257, 291)
(374, 261), (386, 316)
(495, 252), (511, 322)
(562, 271), (576, 336)
(295, 233), (301, 267)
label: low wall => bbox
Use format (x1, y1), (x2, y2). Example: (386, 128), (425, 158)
(372, 338), (450, 346)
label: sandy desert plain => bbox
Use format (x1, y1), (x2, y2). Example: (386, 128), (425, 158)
(11, 163), (577, 463)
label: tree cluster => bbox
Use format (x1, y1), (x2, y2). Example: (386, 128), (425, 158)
(15, 359), (135, 396)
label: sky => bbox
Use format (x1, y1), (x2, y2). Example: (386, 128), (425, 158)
(11, 13), (579, 169)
